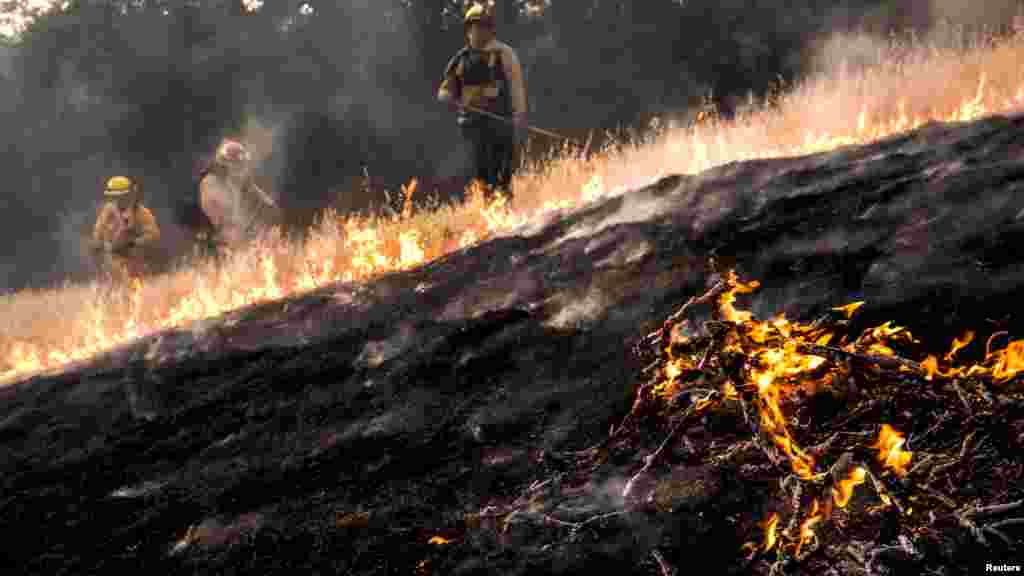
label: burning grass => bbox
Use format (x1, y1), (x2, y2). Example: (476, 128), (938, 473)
(5, 29), (1024, 383)
(438, 268), (1023, 573)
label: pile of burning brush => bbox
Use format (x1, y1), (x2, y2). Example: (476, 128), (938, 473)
(605, 268), (1024, 573)
(416, 268), (1023, 574)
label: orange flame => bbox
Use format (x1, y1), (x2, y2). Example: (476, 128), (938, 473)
(871, 424), (912, 476)
(831, 301), (864, 319)
(831, 466), (867, 509)
(989, 340), (1024, 383)
(718, 271), (760, 324)
(4, 34), (1024, 385)
(944, 330), (974, 362)
(428, 536), (451, 545)
(761, 513), (780, 552)
(794, 498), (823, 557)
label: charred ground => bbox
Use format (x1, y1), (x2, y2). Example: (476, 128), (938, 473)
(3, 112), (1024, 575)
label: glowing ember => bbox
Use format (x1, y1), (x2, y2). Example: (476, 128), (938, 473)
(427, 536), (451, 545)
(871, 424), (912, 477)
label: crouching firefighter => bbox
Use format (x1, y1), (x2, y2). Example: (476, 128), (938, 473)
(195, 139), (279, 255)
(91, 175), (161, 283)
(437, 3), (528, 203)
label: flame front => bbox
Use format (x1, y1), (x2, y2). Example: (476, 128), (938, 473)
(5, 32), (1024, 384)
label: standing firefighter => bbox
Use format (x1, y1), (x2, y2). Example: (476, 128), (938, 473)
(198, 139), (279, 252)
(91, 176), (161, 283)
(437, 3), (527, 202)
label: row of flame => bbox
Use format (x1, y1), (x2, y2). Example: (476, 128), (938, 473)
(0, 73), (1019, 386)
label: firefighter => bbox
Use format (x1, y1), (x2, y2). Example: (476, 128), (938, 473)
(198, 139), (279, 250)
(437, 3), (528, 203)
(91, 175), (161, 283)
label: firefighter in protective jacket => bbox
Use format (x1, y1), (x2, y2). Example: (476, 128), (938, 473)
(92, 175), (161, 282)
(198, 139), (279, 250)
(437, 3), (527, 201)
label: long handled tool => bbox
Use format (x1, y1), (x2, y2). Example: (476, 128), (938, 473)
(460, 103), (588, 151)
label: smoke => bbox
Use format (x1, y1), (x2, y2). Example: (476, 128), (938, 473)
(928, 0), (1024, 31)
(0, 1), (466, 291)
(0, 1), (924, 293)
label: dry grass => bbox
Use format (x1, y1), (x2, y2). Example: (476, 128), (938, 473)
(4, 28), (1024, 381)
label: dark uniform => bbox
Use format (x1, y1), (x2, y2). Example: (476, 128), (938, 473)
(438, 8), (527, 202)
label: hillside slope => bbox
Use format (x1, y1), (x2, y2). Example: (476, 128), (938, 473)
(3, 112), (1024, 575)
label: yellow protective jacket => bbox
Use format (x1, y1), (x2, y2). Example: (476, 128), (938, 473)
(438, 38), (527, 122)
(92, 202), (161, 279)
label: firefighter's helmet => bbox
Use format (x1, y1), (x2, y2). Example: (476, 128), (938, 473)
(104, 175), (134, 198)
(216, 139), (250, 165)
(464, 4), (495, 29)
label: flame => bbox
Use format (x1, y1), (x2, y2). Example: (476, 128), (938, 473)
(761, 513), (780, 552)
(718, 271), (760, 324)
(831, 466), (866, 509)
(944, 330), (974, 362)
(427, 536), (451, 545)
(794, 498), (823, 557)
(832, 301), (864, 319)
(989, 340), (1024, 383)
(917, 330), (1023, 384)
(5, 34), (1024, 383)
(871, 424), (912, 476)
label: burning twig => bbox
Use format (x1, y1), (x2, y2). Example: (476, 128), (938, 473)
(798, 343), (922, 373)
(642, 279), (728, 349)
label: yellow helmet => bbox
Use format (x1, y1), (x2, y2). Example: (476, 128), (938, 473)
(464, 3), (494, 28)
(104, 175), (134, 197)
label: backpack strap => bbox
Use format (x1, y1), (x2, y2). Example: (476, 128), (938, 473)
(445, 46), (471, 79)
